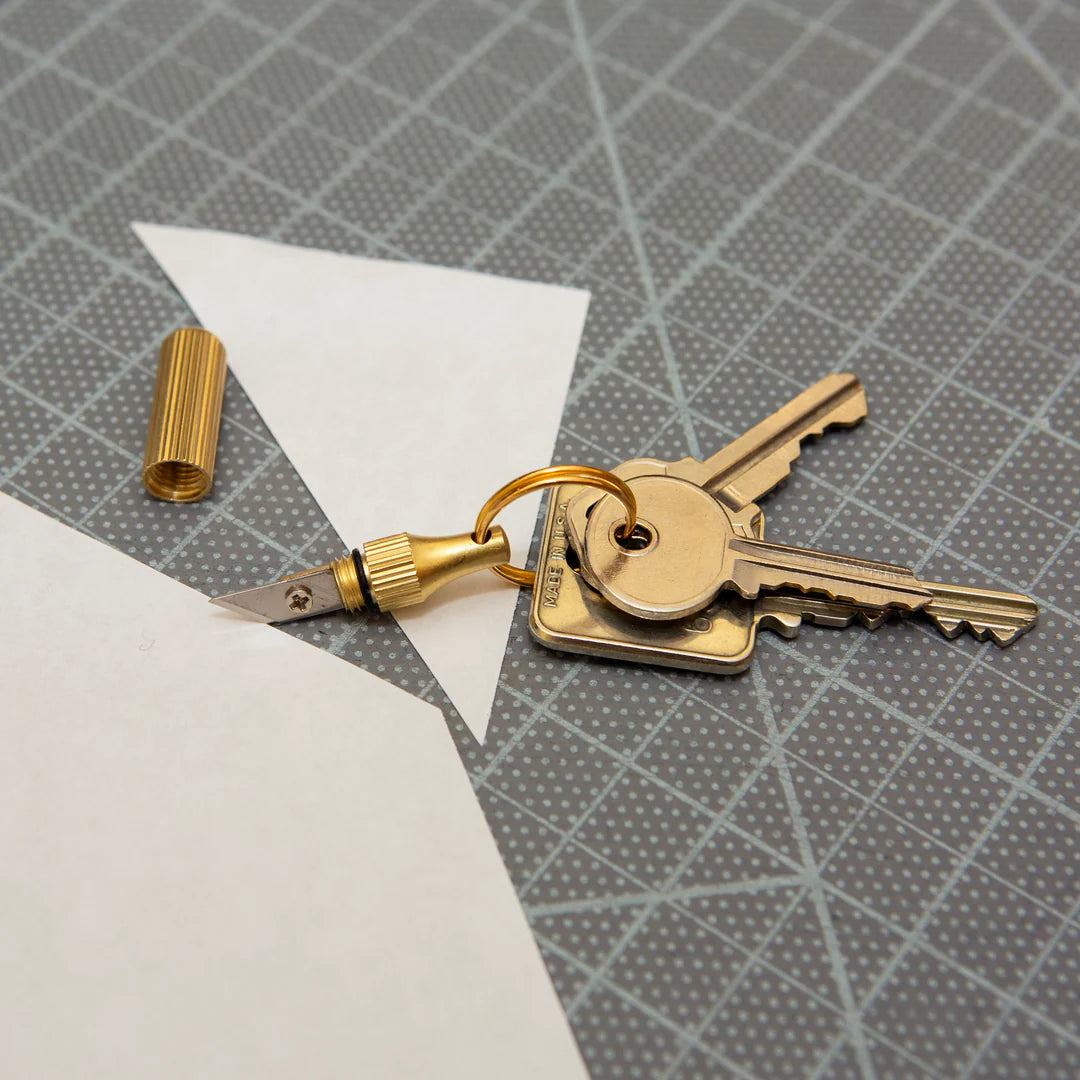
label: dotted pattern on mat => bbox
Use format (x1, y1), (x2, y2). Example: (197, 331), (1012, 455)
(1, 0), (1080, 1077)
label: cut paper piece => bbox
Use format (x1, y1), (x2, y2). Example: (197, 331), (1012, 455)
(134, 224), (588, 743)
(0, 494), (588, 1080)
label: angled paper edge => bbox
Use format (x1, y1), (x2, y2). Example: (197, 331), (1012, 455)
(0, 492), (589, 1079)
(134, 223), (589, 742)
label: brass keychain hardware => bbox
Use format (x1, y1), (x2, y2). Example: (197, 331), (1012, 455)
(211, 465), (635, 623)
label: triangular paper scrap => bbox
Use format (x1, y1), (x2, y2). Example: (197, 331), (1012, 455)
(0, 492), (589, 1079)
(134, 224), (589, 742)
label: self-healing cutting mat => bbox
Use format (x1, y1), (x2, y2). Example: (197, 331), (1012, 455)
(1, 1), (1079, 1077)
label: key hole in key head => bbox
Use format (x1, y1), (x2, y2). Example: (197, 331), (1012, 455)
(612, 519), (656, 553)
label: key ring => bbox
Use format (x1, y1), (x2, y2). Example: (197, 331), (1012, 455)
(474, 465), (638, 587)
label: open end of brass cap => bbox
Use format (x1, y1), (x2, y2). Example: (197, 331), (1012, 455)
(142, 460), (211, 502)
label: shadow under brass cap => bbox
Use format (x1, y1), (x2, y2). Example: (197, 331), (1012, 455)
(142, 327), (227, 502)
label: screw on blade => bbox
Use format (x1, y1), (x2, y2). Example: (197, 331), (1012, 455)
(211, 566), (344, 623)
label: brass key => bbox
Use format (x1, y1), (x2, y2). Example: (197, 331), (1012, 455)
(580, 475), (1038, 645)
(529, 489), (1032, 674)
(656, 371), (866, 508)
(565, 372), (867, 549)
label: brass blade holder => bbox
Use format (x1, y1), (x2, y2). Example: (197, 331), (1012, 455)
(212, 466), (638, 623)
(325, 528), (512, 614)
(309, 466), (637, 616)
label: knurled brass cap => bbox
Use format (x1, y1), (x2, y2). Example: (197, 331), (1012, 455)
(142, 328), (227, 502)
(358, 528), (511, 613)
(364, 533), (425, 610)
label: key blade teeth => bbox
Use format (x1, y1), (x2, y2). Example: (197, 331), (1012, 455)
(928, 614), (964, 639)
(670, 373), (869, 510)
(757, 593), (890, 631)
(830, 590), (925, 612)
(807, 373), (867, 431)
(971, 621), (1030, 646)
(991, 625), (1023, 647)
(756, 608), (804, 639)
(927, 615), (1029, 645)
(859, 609), (890, 630)
(722, 536), (935, 613)
(923, 584), (1038, 647)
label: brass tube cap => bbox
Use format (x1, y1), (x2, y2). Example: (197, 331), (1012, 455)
(142, 328), (227, 502)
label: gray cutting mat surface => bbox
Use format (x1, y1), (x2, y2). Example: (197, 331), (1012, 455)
(2, 0), (1079, 1076)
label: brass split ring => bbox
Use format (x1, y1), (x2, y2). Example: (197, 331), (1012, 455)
(474, 465), (638, 588)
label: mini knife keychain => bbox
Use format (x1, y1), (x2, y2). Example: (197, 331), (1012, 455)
(213, 376), (1039, 668)
(210, 465), (638, 622)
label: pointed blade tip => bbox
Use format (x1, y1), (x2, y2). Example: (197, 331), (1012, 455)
(209, 594), (274, 622)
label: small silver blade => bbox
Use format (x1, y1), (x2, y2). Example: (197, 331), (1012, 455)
(210, 566), (343, 623)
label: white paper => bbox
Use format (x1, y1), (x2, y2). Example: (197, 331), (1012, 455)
(0, 494), (588, 1080)
(133, 224), (588, 742)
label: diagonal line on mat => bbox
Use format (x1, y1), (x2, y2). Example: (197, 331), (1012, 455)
(564, 0), (699, 456)
(526, 874), (809, 919)
(957, 889), (1080, 1078)
(839, 693), (1080, 1066)
(979, 0), (1080, 113)
(751, 664), (877, 1080)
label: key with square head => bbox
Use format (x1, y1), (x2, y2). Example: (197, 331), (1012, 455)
(530, 487), (894, 673)
(580, 475), (1038, 645)
(528, 491), (1022, 673)
(564, 372), (867, 549)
